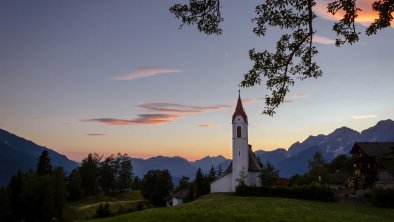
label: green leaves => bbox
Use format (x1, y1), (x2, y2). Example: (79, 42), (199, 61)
(328, 0), (361, 46)
(243, 0), (322, 115)
(170, 0), (392, 115)
(170, 0), (223, 35)
(366, 0), (394, 35)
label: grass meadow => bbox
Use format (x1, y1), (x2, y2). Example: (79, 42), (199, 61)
(88, 194), (394, 222)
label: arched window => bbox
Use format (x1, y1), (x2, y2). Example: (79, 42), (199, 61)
(237, 126), (242, 138)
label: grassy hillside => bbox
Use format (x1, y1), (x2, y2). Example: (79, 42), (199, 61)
(90, 194), (394, 222)
(64, 191), (151, 221)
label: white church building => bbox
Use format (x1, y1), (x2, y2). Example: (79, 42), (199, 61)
(211, 93), (262, 193)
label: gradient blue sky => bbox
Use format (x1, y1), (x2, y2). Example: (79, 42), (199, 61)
(1, 0), (393, 161)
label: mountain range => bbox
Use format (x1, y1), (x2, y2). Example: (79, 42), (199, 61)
(1, 119), (393, 186)
(0, 129), (79, 186)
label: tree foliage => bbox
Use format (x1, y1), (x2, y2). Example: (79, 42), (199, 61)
(308, 151), (326, 171)
(80, 153), (101, 196)
(289, 153), (352, 186)
(236, 167), (248, 187)
(36, 150), (52, 176)
(170, 0), (393, 115)
(259, 161), (280, 187)
(195, 168), (210, 196)
(116, 153), (134, 192)
(141, 170), (174, 207)
(4, 168), (67, 221)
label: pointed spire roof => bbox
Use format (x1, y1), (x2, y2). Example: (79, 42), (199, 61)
(232, 91), (248, 123)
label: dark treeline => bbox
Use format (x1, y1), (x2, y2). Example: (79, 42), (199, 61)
(68, 153), (134, 200)
(0, 151), (134, 221)
(0, 151), (229, 221)
(134, 165), (220, 207)
(288, 152), (353, 186)
(0, 150), (67, 222)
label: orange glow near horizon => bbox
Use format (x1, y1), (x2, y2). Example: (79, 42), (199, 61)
(316, 0), (394, 27)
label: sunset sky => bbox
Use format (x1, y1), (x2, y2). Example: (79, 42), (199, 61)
(1, 0), (393, 161)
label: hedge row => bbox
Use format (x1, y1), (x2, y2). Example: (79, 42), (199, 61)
(235, 184), (336, 202)
(372, 188), (394, 208)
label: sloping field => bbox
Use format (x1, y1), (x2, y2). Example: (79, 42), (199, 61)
(90, 194), (394, 222)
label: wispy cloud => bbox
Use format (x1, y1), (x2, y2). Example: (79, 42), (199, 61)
(83, 102), (233, 127)
(266, 93), (310, 103)
(352, 115), (377, 119)
(83, 114), (182, 126)
(293, 93), (310, 98)
(86, 133), (106, 136)
(110, 67), (182, 81)
(136, 103), (232, 114)
(199, 124), (220, 128)
(313, 35), (336, 45)
(315, 0), (394, 27)
(241, 99), (256, 104)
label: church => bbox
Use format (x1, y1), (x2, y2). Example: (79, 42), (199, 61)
(211, 93), (262, 193)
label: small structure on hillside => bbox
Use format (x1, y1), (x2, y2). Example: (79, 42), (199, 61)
(350, 142), (394, 190)
(210, 93), (262, 193)
(172, 189), (189, 206)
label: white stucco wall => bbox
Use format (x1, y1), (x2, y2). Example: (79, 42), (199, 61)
(211, 173), (232, 193)
(232, 115), (249, 192)
(173, 197), (183, 206)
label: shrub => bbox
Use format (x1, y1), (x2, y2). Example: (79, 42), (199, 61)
(236, 184), (336, 202)
(372, 188), (394, 208)
(94, 202), (111, 218)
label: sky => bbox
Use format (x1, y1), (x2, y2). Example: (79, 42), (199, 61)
(1, 0), (393, 161)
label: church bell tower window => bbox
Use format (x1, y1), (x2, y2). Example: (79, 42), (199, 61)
(237, 126), (241, 138)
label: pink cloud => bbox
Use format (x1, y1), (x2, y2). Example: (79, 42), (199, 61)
(241, 99), (256, 104)
(315, 0), (394, 26)
(313, 35), (336, 45)
(136, 103), (232, 114)
(86, 133), (106, 136)
(83, 114), (182, 126)
(198, 124), (220, 128)
(283, 93), (310, 104)
(293, 93), (310, 98)
(110, 67), (182, 80)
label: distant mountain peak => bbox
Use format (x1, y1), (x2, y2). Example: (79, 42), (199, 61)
(0, 128), (79, 186)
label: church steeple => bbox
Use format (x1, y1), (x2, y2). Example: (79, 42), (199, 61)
(232, 91), (248, 124)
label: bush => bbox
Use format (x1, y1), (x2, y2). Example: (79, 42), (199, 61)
(372, 188), (394, 208)
(94, 202), (111, 218)
(236, 184), (336, 202)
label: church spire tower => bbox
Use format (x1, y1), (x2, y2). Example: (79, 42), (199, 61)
(231, 91), (249, 191)
(210, 91), (262, 193)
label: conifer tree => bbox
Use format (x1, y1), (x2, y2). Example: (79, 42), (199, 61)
(207, 165), (217, 183)
(36, 150), (52, 176)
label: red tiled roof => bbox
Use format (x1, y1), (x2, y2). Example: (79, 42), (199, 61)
(232, 94), (248, 123)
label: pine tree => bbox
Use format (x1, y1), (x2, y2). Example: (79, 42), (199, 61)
(67, 168), (84, 200)
(36, 150), (52, 176)
(217, 164), (223, 176)
(52, 167), (67, 219)
(195, 168), (209, 196)
(99, 155), (116, 194)
(116, 153), (133, 192)
(207, 165), (217, 183)
(80, 153), (101, 196)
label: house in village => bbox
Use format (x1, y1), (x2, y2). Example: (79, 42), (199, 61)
(172, 189), (189, 206)
(350, 142), (394, 190)
(210, 93), (262, 193)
